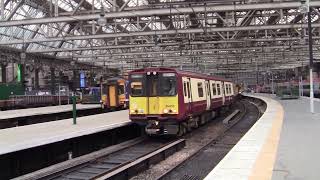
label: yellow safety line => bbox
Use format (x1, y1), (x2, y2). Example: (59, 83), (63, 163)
(249, 102), (284, 180)
(249, 104), (284, 180)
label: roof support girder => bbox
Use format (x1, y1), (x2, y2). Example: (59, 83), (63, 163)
(0, 1), (320, 27)
(1, 23), (320, 45)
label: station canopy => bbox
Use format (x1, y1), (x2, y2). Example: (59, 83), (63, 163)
(0, 0), (319, 79)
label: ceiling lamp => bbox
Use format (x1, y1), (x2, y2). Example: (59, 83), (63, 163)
(97, 14), (107, 26)
(97, 1), (107, 26)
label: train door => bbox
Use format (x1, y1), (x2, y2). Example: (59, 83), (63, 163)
(221, 82), (225, 105)
(146, 73), (159, 114)
(205, 80), (211, 110)
(108, 85), (117, 107)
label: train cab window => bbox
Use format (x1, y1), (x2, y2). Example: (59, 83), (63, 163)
(217, 84), (221, 95)
(197, 82), (204, 97)
(130, 74), (144, 96)
(212, 83), (217, 95)
(160, 73), (176, 96)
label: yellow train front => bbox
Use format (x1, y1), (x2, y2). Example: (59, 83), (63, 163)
(129, 68), (180, 135)
(100, 77), (128, 110)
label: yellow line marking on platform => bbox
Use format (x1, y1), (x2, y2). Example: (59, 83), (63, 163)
(249, 102), (284, 180)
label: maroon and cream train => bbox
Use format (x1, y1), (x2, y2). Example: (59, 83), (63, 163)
(129, 67), (236, 136)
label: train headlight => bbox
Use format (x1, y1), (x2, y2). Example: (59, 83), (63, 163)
(153, 71), (157, 75)
(155, 121), (159, 126)
(172, 110), (177, 113)
(163, 109), (169, 114)
(130, 110), (135, 113)
(139, 109), (144, 113)
(147, 72), (151, 75)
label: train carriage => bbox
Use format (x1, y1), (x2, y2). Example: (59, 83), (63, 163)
(100, 77), (129, 110)
(129, 68), (236, 136)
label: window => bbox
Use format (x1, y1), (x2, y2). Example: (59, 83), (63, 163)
(118, 85), (124, 95)
(130, 74), (144, 96)
(183, 82), (187, 97)
(187, 82), (191, 98)
(226, 84), (229, 94)
(212, 83), (216, 95)
(159, 73), (176, 96)
(217, 83), (221, 95)
(197, 82), (204, 97)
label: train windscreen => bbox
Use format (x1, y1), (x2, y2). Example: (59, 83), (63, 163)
(130, 74), (145, 97)
(146, 72), (176, 97)
(159, 73), (176, 96)
(130, 72), (176, 97)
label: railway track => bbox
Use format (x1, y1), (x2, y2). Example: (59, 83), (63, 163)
(155, 98), (263, 180)
(130, 97), (264, 180)
(16, 137), (185, 180)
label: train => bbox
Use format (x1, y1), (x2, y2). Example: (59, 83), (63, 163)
(100, 77), (129, 110)
(128, 67), (236, 136)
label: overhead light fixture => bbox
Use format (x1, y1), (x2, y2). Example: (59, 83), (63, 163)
(97, 1), (107, 26)
(299, 0), (309, 13)
(20, 52), (26, 64)
(97, 14), (107, 26)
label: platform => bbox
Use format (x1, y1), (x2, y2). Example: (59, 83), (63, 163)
(205, 93), (320, 180)
(0, 104), (101, 120)
(0, 110), (130, 156)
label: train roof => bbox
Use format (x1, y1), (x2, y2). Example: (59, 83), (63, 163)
(129, 67), (232, 83)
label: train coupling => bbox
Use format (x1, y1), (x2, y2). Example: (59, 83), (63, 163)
(145, 120), (178, 135)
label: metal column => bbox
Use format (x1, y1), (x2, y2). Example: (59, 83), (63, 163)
(50, 67), (56, 95)
(308, 8), (314, 113)
(34, 68), (39, 90)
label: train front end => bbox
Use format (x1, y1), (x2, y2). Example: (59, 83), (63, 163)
(129, 68), (180, 135)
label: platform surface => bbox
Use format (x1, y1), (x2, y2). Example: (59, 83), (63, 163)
(0, 104), (100, 120)
(205, 93), (284, 180)
(0, 110), (130, 156)
(272, 95), (320, 180)
(205, 93), (320, 180)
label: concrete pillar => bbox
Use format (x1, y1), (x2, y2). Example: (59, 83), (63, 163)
(1, 64), (6, 83)
(34, 68), (39, 90)
(50, 67), (55, 95)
